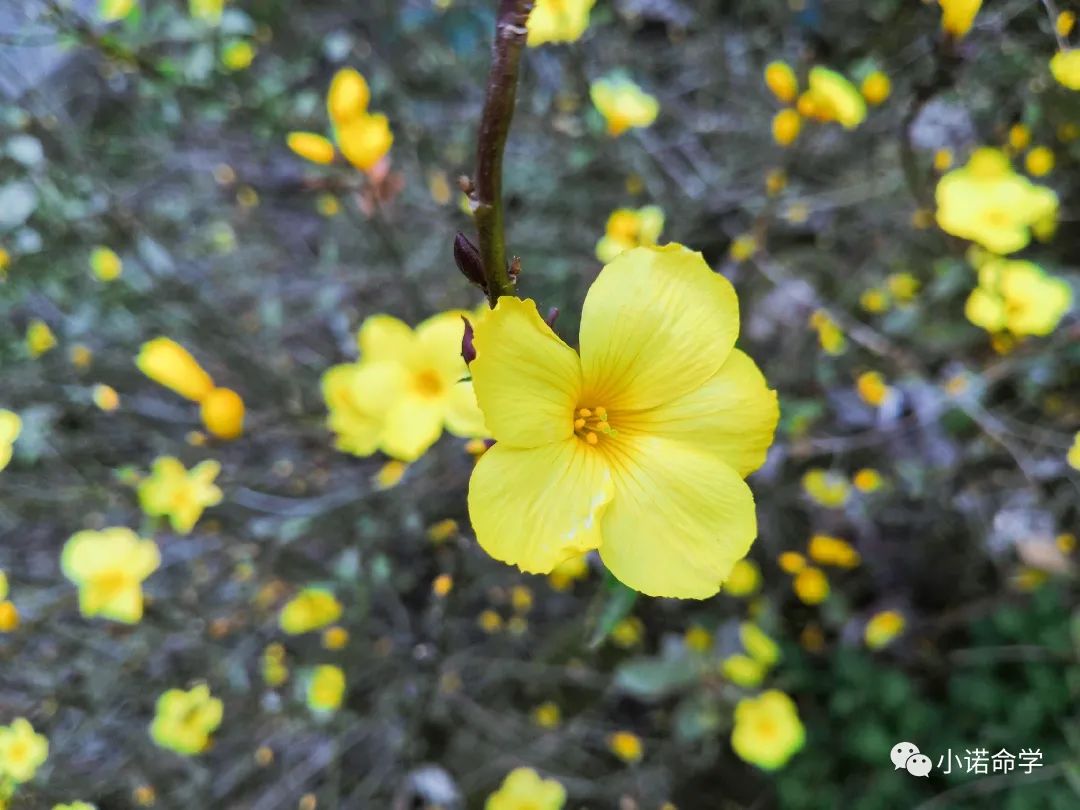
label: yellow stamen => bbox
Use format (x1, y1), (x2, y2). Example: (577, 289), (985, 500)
(578, 408), (592, 418)
(586, 433), (598, 445)
(574, 418), (586, 430)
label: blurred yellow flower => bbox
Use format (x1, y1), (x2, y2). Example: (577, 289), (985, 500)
(0, 570), (7, 600)
(1025, 146), (1054, 176)
(99, 0), (136, 21)
(865, 610), (906, 649)
(0, 718), (48, 783)
(1050, 49), (1080, 90)
(27, 320), (57, 358)
(328, 68), (370, 123)
(53, 803), (96, 810)
(287, 132), (336, 164)
(764, 61), (798, 104)
(138, 457), (222, 534)
(1068, 433), (1080, 470)
(478, 608), (503, 633)
(940, 0), (981, 38)
(935, 148), (1058, 254)
(221, 40), (255, 71)
(92, 384), (120, 412)
(610, 616), (643, 648)
(722, 654), (766, 687)
(337, 113), (394, 172)
(532, 701), (562, 729)
(61, 527), (159, 623)
(886, 272), (920, 303)
(0, 599), (19, 632)
(485, 767), (566, 810)
(771, 109), (801, 146)
(853, 468), (883, 492)
(279, 587), (342, 634)
(933, 148), (954, 171)
(307, 665), (345, 712)
(595, 205), (664, 263)
(740, 622), (780, 667)
(68, 344), (91, 371)
(189, 0), (224, 24)
(965, 259), (1072, 337)
(860, 71), (890, 105)
(199, 387), (245, 440)
(684, 625), (712, 653)
(527, 0), (595, 46)
(729, 234), (758, 262)
(793, 566), (829, 604)
(261, 643), (288, 686)
(608, 730), (643, 763)
(808, 310), (846, 354)
(426, 518), (459, 543)
(136, 337), (216, 402)
(432, 573), (453, 597)
(1058, 11), (1077, 36)
(468, 245), (778, 598)
(323, 311), (488, 462)
(590, 77), (659, 137)
(0, 409), (22, 472)
(723, 558), (761, 596)
(731, 690), (805, 770)
(808, 534), (861, 568)
(777, 551), (806, 574)
(90, 246), (122, 281)
(150, 684), (223, 755)
(860, 288), (889, 313)
(801, 468), (850, 508)
(322, 626), (349, 650)
(547, 553), (589, 591)
(1007, 124), (1030, 153)
(797, 67), (866, 129)
(855, 371), (891, 407)
(317, 193), (341, 216)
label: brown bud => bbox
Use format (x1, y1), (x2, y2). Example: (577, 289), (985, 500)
(545, 307), (559, 327)
(461, 316), (476, 365)
(454, 232), (486, 290)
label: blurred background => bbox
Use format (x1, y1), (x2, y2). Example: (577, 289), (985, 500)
(0, 0), (1078, 808)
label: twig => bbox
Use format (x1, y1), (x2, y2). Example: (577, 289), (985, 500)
(471, 0), (534, 304)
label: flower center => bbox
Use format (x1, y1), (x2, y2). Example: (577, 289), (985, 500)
(93, 569), (131, 601)
(573, 406), (616, 445)
(413, 368), (445, 399)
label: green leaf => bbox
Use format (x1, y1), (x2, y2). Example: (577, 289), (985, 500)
(614, 656), (699, 700)
(585, 576), (637, 649)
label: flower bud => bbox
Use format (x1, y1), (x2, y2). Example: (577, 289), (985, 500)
(453, 232), (486, 290)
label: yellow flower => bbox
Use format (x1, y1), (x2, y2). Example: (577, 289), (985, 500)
(92, 384), (120, 412)
(610, 616), (643, 648)
(808, 534), (861, 568)
(427, 518), (459, 543)
(855, 371), (891, 407)
(684, 625), (712, 653)
(722, 654), (766, 687)
(731, 690), (805, 770)
(0, 409), (22, 472)
(934, 148), (954, 171)
(61, 528), (159, 623)
(0, 718), (48, 783)
(1008, 124), (1031, 152)
(590, 77), (659, 137)
(189, 0), (224, 24)
(0, 600), (18, 632)
(808, 310), (846, 354)
(27, 320), (57, 358)
(1051, 49), (1080, 90)
(279, 587), (342, 634)
(478, 609), (503, 633)
(777, 551), (806, 574)
(0, 246), (10, 277)
(865, 610), (905, 649)
(1058, 11), (1077, 36)
(608, 730), (643, 763)
(940, 0), (981, 38)
(261, 643), (288, 686)
(741, 623), (780, 667)
(965, 259), (1072, 337)
(337, 113), (394, 172)
(467, 245), (778, 598)
(771, 109), (801, 146)
(322, 311), (488, 462)
(801, 468), (850, 508)
(432, 573), (453, 597)
(860, 71), (891, 105)
(136, 337), (216, 402)
(150, 684), (223, 755)
(729, 234), (758, 262)
(860, 288), (889, 313)
(764, 61), (798, 104)
(317, 193), (340, 216)
(595, 206), (664, 263)
(322, 626), (349, 650)
(935, 148), (1058, 254)
(221, 40), (255, 71)
(547, 553), (589, 591)
(138, 457), (222, 534)
(1068, 433), (1080, 471)
(1025, 146), (1054, 177)
(53, 803), (96, 810)
(287, 132), (336, 165)
(99, 0), (136, 21)
(853, 468), (883, 492)
(723, 558), (761, 597)
(307, 665), (345, 712)
(327, 68), (370, 125)
(532, 701), (562, 729)
(886, 272), (920, 303)
(527, 0), (595, 46)
(797, 67), (866, 129)
(90, 246), (122, 281)
(793, 566), (829, 604)
(485, 767), (566, 810)
(199, 387), (245, 440)
(0, 570), (7, 601)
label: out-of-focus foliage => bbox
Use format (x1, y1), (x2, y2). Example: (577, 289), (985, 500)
(0, 0), (1078, 808)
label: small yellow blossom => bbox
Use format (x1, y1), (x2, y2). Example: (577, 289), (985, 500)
(1066, 433), (1080, 470)
(287, 132), (336, 165)
(729, 234), (758, 262)
(723, 558), (761, 596)
(374, 460), (409, 490)
(138, 457), (223, 534)
(92, 384), (120, 412)
(1050, 50), (1080, 90)
(53, 803), (96, 810)
(337, 113), (394, 172)
(860, 288), (889, 313)
(0, 410), (22, 472)
(801, 468), (851, 508)
(547, 553), (589, 591)
(1057, 532), (1077, 553)
(27, 319), (57, 358)
(221, 40), (255, 71)
(865, 610), (906, 649)
(316, 193), (340, 216)
(800, 623), (825, 653)
(610, 616), (644, 648)
(526, 0), (595, 46)
(0, 571), (7, 601)
(740, 623), (780, 666)
(1058, 11), (1077, 37)
(731, 690), (805, 770)
(432, 573), (453, 597)
(772, 109), (801, 146)
(590, 77), (659, 137)
(478, 609), (503, 633)
(189, 0), (224, 24)
(0, 246), (9, 277)
(860, 71), (890, 105)
(327, 68), (370, 124)
(595, 206), (664, 263)
(90, 246), (122, 281)
(426, 518), (459, 543)
(722, 654), (766, 687)
(61, 528), (159, 623)
(856, 371), (891, 407)
(199, 387), (245, 440)
(965, 259), (1072, 337)
(809, 310), (846, 355)
(68, 344), (92, 371)
(511, 585), (533, 614)
(307, 665), (345, 712)
(136, 337), (216, 402)
(532, 701), (562, 729)
(279, 588), (342, 635)
(684, 625), (713, 653)
(808, 534), (861, 568)
(1007, 123), (1031, 152)
(796, 67), (866, 129)
(764, 61), (798, 104)
(485, 767), (566, 810)
(0, 718), (48, 783)
(765, 168), (787, 196)
(0, 600), (18, 632)
(778, 551), (806, 575)
(793, 566), (830, 604)
(1025, 146), (1054, 176)
(150, 684), (223, 755)
(886, 272), (920, 303)
(853, 468), (883, 492)
(940, 0), (981, 38)
(99, 0), (136, 21)
(261, 643), (288, 687)
(608, 730), (643, 763)
(322, 626), (349, 650)
(933, 148), (954, 171)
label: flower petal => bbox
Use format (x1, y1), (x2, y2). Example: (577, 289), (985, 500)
(357, 315), (415, 364)
(616, 350), (778, 477)
(468, 440), (613, 573)
(471, 297), (582, 448)
(579, 244), (739, 411)
(444, 379), (489, 438)
(598, 435), (758, 598)
(379, 393), (445, 462)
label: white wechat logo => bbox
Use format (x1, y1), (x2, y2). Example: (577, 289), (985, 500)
(890, 742), (932, 777)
